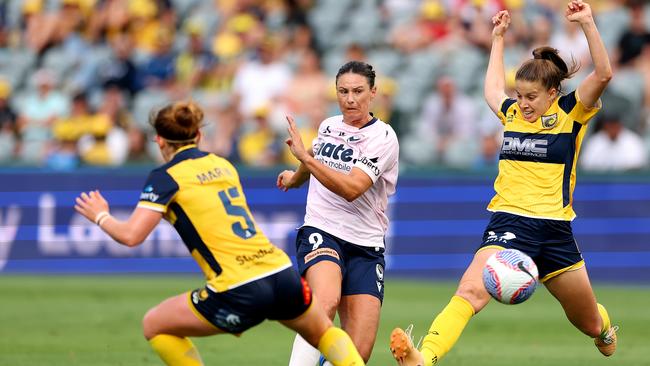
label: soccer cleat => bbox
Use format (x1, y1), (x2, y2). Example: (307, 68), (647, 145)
(594, 325), (619, 357)
(390, 325), (424, 366)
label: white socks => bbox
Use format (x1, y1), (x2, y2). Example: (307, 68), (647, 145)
(288, 334), (321, 366)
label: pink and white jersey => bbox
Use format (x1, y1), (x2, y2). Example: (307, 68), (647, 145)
(303, 115), (399, 248)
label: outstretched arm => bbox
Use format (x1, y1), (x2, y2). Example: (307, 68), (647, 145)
(284, 116), (372, 202)
(484, 10), (511, 115)
(568, 0), (612, 107)
(75, 190), (162, 247)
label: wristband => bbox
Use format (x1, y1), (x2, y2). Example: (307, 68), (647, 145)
(97, 214), (111, 227)
(94, 211), (110, 225)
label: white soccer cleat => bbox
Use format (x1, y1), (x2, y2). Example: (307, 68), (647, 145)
(595, 325), (618, 357)
(390, 325), (424, 366)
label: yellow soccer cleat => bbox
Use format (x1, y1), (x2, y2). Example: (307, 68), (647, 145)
(390, 325), (425, 366)
(594, 325), (618, 357)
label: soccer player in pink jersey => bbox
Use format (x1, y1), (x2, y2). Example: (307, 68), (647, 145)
(278, 61), (400, 365)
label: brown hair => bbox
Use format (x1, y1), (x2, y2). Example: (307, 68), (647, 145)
(336, 61), (376, 88)
(515, 46), (579, 92)
(149, 101), (203, 147)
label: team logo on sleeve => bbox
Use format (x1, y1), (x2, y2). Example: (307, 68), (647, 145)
(541, 113), (558, 129)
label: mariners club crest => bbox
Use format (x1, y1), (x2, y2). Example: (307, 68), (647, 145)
(541, 113), (558, 129)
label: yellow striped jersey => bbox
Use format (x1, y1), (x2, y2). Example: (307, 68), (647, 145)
(137, 145), (291, 292)
(489, 91), (600, 220)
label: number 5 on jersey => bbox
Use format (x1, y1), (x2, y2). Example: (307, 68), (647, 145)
(218, 187), (257, 239)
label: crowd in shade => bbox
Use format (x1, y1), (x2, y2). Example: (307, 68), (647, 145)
(0, 0), (648, 171)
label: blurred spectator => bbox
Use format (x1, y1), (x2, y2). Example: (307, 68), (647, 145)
(175, 20), (218, 92)
(100, 33), (141, 95)
(581, 113), (648, 172)
(138, 28), (177, 91)
(281, 48), (328, 121)
(97, 83), (133, 130)
(125, 126), (153, 164)
(550, 21), (591, 67)
(403, 76), (478, 167)
(0, 78), (18, 161)
(616, 0), (650, 67)
(389, 0), (451, 54)
(232, 36), (291, 123)
(237, 105), (281, 167)
(16, 69), (70, 164)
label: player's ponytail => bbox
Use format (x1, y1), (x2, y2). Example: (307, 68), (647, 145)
(150, 101), (204, 146)
(516, 46), (579, 92)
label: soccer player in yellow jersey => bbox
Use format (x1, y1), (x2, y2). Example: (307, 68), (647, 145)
(74, 101), (365, 366)
(390, 1), (617, 365)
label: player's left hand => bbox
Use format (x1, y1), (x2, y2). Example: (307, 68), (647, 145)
(75, 190), (110, 224)
(285, 115), (309, 162)
(566, 0), (593, 24)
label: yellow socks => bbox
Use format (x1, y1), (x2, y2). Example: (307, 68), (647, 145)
(420, 295), (475, 366)
(596, 303), (611, 335)
(317, 327), (365, 366)
(149, 334), (203, 366)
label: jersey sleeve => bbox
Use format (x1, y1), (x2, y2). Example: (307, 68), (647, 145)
(136, 168), (179, 213)
(497, 98), (517, 125)
(354, 129), (399, 183)
(558, 90), (601, 125)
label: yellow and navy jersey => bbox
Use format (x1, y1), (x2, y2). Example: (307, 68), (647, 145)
(489, 90), (600, 221)
(137, 145), (292, 292)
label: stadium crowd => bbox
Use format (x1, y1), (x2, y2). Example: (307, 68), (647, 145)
(0, 0), (648, 171)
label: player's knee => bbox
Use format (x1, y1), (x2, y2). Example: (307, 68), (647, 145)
(317, 297), (340, 319)
(142, 307), (159, 340)
(455, 283), (489, 313)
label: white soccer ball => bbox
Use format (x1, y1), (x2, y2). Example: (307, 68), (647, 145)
(482, 249), (539, 304)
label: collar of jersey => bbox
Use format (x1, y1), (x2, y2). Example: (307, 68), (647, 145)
(172, 144), (197, 158)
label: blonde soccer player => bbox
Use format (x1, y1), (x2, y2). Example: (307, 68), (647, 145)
(390, 1), (617, 365)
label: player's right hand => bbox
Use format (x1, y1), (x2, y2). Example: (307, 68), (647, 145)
(492, 10), (511, 37)
(277, 170), (296, 191)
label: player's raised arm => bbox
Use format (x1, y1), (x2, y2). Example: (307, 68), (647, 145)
(284, 115), (372, 201)
(484, 10), (511, 115)
(75, 190), (162, 246)
(568, 0), (612, 108)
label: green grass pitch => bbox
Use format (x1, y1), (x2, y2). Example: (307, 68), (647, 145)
(0, 275), (646, 365)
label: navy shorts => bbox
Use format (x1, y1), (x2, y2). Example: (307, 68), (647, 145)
(295, 226), (385, 302)
(478, 212), (584, 282)
(189, 267), (312, 334)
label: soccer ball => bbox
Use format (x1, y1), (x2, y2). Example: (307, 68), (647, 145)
(482, 249), (539, 304)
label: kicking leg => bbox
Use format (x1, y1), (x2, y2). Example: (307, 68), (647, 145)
(544, 266), (617, 356)
(390, 248), (496, 366)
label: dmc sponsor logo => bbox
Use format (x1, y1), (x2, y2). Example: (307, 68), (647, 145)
(139, 185), (160, 202)
(358, 156), (380, 176)
(502, 137), (547, 156)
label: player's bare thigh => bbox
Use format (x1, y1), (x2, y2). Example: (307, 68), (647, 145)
(305, 261), (343, 319)
(142, 293), (224, 340)
(544, 266), (602, 337)
(455, 248), (499, 313)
